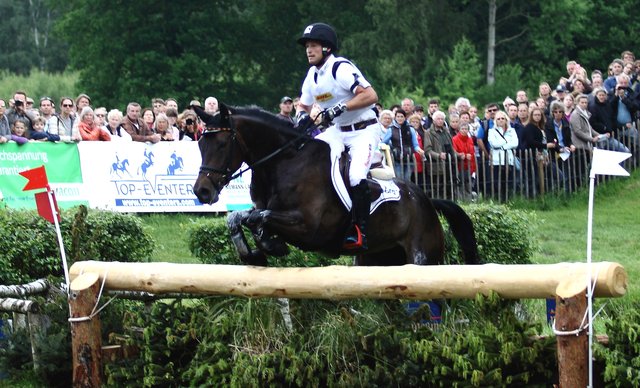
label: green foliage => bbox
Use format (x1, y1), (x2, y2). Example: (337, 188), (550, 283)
(68, 206), (154, 263)
(103, 293), (557, 386)
(187, 216), (335, 267)
(595, 302), (640, 387)
(443, 203), (537, 265)
(0, 70), (79, 107)
(0, 291), (141, 388)
(0, 206), (153, 284)
(435, 37), (483, 107)
(475, 64), (526, 108)
(0, 208), (61, 284)
(0, 1), (69, 73)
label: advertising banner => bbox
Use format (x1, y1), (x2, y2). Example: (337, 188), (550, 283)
(0, 143), (87, 209)
(76, 142), (252, 212)
(0, 142), (252, 212)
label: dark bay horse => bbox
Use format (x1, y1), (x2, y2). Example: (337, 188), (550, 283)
(192, 104), (479, 267)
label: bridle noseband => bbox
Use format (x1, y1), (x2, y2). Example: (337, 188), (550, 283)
(198, 127), (238, 193)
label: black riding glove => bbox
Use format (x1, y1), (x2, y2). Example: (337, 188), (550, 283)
(321, 103), (347, 125)
(294, 111), (311, 128)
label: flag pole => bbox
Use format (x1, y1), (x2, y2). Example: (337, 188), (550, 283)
(586, 173), (596, 388)
(46, 185), (70, 291)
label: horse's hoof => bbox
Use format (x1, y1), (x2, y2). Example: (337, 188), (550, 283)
(244, 249), (268, 267)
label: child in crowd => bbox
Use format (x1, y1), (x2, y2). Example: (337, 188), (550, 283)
(29, 117), (60, 142)
(11, 120), (29, 145)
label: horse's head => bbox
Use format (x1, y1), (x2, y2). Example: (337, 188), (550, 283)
(192, 103), (244, 204)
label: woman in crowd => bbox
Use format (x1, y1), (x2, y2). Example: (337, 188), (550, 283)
(179, 109), (200, 141)
(154, 113), (176, 141)
(452, 122), (477, 199)
(142, 108), (156, 131)
(488, 110), (519, 200)
(45, 97), (81, 142)
(382, 109), (424, 181)
(378, 109), (393, 141)
(78, 106), (111, 141)
(570, 94), (602, 185)
(103, 109), (132, 141)
(563, 93), (575, 121)
(408, 113), (425, 182)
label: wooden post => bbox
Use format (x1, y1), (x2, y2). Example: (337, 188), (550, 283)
(555, 278), (588, 387)
(69, 273), (103, 388)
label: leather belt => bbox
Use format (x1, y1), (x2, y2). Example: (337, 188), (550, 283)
(340, 118), (378, 132)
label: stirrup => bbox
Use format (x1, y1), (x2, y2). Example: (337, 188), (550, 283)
(343, 225), (366, 250)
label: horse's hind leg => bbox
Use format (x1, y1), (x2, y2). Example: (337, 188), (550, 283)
(227, 211), (268, 266)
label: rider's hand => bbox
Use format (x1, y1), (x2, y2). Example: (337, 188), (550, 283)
(295, 111), (310, 127)
(321, 103), (347, 125)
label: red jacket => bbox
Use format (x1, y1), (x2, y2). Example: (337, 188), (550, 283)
(452, 132), (476, 173)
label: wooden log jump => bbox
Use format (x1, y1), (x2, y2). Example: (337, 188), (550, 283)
(69, 261), (627, 300)
(67, 261), (627, 387)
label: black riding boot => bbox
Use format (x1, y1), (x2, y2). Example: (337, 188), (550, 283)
(344, 180), (370, 250)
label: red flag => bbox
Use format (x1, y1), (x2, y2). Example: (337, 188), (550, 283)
(35, 191), (60, 224)
(19, 165), (49, 191)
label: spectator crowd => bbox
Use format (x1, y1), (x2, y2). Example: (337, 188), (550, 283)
(2, 51), (639, 200)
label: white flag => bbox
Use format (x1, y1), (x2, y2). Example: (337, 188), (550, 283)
(590, 147), (631, 178)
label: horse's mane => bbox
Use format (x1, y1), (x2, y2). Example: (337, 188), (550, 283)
(233, 105), (309, 138)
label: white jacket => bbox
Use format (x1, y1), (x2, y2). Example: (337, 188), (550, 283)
(488, 126), (519, 166)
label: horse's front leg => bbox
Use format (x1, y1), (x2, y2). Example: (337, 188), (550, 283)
(226, 210), (267, 266)
(245, 209), (296, 257)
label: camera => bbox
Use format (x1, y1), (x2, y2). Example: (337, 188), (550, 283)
(186, 118), (194, 125)
(14, 100), (24, 106)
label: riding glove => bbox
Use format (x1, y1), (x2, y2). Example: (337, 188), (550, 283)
(322, 103), (347, 125)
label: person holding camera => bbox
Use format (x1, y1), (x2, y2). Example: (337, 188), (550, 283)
(609, 73), (640, 150)
(121, 102), (161, 143)
(178, 110), (200, 141)
(6, 91), (35, 134)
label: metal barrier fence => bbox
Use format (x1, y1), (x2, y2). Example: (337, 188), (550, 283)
(394, 135), (638, 202)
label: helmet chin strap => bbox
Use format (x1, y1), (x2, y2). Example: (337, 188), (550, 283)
(316, 47), (331, 68)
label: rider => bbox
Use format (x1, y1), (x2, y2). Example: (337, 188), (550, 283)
(296, 22), (380, 250)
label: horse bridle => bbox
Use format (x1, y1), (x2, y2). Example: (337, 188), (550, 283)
(198, 113), (317, 192)
(198, 127), (240, 194)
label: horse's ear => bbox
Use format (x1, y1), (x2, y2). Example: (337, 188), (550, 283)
(191, 104), (224, 128)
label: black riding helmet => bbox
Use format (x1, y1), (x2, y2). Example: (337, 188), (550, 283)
(297, 23), (338, 52)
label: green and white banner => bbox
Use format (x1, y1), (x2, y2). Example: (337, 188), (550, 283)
(0, 143), (86, 209)
(0, 142), (252, 212)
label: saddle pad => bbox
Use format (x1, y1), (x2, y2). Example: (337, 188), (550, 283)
(329, 155), (401, 214)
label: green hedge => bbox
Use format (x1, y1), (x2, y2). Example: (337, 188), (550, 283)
(187, 217), (337, 267)
(0, 206), (154, 284)
(188, 204), (538, 266)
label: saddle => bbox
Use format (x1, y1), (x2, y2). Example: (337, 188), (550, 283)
(333, 144), (400, 213)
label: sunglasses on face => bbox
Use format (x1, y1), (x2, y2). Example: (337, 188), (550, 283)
(63, 104), (73, 107)
(488, 108), (498, 112)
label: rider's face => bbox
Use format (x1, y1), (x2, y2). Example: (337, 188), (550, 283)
(305, 41), (324, 66)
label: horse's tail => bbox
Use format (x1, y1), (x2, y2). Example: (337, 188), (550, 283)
(431, 199), (480, 264)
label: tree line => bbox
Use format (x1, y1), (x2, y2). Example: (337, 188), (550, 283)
(1, 0), (638, 110)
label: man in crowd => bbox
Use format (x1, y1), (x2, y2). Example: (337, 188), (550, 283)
(276, 96), (294, 124)
(39, 97), (55, 121)
(121, 102), (161, 143)
(204, 96), (219, 115)
(6, 91), (34, 132)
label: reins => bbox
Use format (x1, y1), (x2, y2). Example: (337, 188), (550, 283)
(199, 111), (320, 188)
